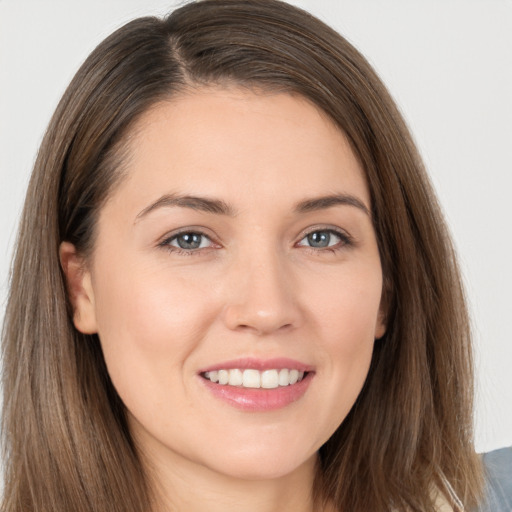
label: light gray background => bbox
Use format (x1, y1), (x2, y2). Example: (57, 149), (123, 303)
(0, 0), (511, 453)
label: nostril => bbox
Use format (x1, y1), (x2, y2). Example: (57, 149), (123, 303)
(221, 290), (301, 334)
(234, 321), (294, 336)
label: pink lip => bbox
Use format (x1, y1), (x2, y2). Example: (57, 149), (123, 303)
(198, 358), (315, 412)
(198, 357), (314, 373)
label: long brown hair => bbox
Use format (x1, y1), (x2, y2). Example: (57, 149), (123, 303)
(1, 1), (483, 511)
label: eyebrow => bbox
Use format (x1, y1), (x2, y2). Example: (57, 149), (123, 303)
(294, 194), (370, 216)
(135, 192), (370, 222)
(135, 194), (236, 222)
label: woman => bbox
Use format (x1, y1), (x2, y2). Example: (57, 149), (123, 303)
(1, 1), (483, 511)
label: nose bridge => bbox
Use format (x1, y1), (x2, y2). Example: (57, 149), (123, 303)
(222, 241), (300, 335)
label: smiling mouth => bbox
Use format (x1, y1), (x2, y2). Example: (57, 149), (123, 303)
(201, 368), (308, 389)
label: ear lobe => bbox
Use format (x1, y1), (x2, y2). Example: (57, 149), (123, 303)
(375, 276), (391, 340)
(374, 294), (388, 340)
(374, 310), (387, 340)
(59, 241), (98, 334)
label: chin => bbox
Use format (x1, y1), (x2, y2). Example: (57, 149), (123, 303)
(199, 444), (318, 482)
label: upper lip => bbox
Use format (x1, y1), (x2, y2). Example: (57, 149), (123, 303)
(198, 357), (314, 374)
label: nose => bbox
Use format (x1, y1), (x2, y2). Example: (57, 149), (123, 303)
(221, 248), (302, 336)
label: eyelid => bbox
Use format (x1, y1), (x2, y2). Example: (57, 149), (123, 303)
(295, 225), (354, 250)
(296, 224), (352, 241)
(157, 226), (221, 253)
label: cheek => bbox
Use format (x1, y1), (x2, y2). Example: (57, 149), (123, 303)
(94, 260), (215, 341)
(90, 260), (220, 390)
(311, 265), (383, 347)
(318, 279), (378, 379)
(305, 267), (382, 430)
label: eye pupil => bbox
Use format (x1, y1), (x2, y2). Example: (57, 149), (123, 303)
(307, 231), (330, 248)
(177, 233), (202, 249)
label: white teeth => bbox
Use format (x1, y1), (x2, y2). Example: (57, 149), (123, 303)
(204, 370), (218, 383)
(228, 368), (243, 386)
(243, 369), (261, 388)
(278, 369), (289, 386)
(261, 369), (279, 389)
(218, 369), (229, 385)
(203, 368), (307, 388)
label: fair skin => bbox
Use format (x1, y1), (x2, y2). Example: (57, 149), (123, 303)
(61, 87), (385, 512)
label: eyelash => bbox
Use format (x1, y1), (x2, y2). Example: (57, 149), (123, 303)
(158, 229), (218, 256)
(158, 227), (353, 256)
(296, 228), (353, 254)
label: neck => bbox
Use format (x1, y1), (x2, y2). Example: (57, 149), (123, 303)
(143, 447), (320, 512)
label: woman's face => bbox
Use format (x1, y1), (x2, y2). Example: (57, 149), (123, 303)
(67, 88), (385, 481)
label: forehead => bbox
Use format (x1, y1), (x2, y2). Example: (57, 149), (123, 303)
(110, 87), (370, 210)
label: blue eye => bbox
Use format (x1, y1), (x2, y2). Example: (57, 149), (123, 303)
(167, 232), (212, 250)
(298, 229), (347, 249)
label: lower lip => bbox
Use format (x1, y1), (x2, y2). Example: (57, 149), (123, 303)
(199, 372), (314, 412)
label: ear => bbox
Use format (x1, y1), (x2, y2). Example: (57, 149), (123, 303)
(59, 241), (98, 334)
(374, 309), (387, 340)
(374, 275), (391, 340)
